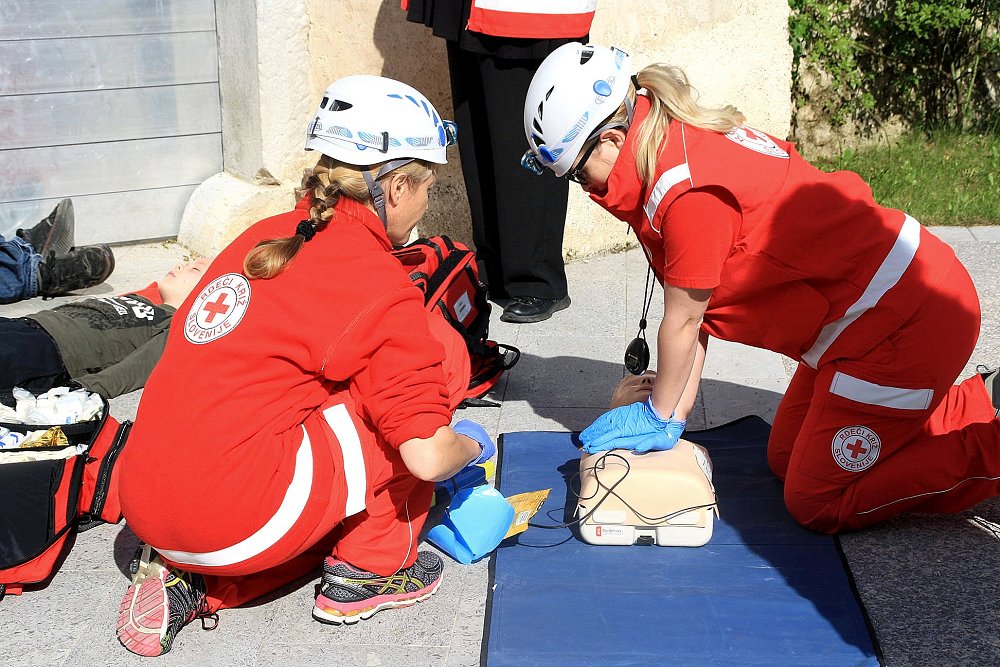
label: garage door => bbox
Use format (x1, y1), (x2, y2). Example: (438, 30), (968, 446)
(0, 0), (222, 246)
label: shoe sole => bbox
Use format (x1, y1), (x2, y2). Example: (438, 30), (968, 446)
(116, 575), (171, 657)
(44, 199), (75, 257)
(311, 575), (443, 625)
(129, 544), (155, 585)
(28, 199), (75, 257)
(499, 296), (571, 324)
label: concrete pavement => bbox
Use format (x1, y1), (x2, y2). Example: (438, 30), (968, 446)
(1, 228), (998, 666)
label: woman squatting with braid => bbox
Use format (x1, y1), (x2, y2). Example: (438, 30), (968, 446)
(113, 75), (495, 657)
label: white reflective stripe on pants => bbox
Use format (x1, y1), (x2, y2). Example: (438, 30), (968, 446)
(157, 404), (367, 568)
(323, 403), (367, 517)
(829, 371), (934, 411)
(802, 215), (921, 368)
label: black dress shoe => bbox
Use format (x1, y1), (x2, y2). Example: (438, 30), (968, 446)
(500, 295), (571, 323)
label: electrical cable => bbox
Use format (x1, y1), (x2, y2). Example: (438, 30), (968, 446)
(528, 449), (718, 530)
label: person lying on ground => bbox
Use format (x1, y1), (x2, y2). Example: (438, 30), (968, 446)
(0, 258), (211, 399)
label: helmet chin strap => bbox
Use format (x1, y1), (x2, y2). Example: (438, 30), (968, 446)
(362, 158), (415, 230)
(586, 81), (638, 144)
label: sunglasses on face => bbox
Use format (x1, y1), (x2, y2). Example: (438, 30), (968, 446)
(565, 138), (600, 185)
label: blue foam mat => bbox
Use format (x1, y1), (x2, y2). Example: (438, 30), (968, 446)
(483, 417), (881, 667)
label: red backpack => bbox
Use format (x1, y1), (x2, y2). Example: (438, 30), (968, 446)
(392, 236), (519, 406)
(0, 393), (130, 599)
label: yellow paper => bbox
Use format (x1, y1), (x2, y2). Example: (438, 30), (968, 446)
(503, 488), (551, 539)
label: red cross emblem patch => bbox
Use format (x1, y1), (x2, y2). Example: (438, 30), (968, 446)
(723, 126), (790, 158)
(831, 425), (881, 472)
(184, 273), (251, 344)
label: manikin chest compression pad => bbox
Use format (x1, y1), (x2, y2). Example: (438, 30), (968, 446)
(484, 417), (881, 667)
(576, 440), (718, 547)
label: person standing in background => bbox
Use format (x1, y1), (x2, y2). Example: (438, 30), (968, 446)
(403, 0), (596, 323)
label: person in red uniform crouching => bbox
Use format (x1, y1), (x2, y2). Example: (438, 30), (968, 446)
(521, 44), (1000, 535)
(114, 75), (495, 657)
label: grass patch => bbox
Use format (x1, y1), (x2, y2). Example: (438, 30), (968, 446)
(810, 132), (1000, 226)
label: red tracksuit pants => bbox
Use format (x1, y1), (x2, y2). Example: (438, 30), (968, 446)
(768, 259), (1000, 533)
(144, 391), (435, 612)
(129, 320), (470, 612)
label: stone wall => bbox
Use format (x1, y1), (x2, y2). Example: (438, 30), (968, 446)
(791, 65), (907, 160)
(180, 1), (793, 258)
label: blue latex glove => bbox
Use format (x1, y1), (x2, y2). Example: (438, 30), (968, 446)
(580, 397), (686, 453)
(453, 419), (497, 464)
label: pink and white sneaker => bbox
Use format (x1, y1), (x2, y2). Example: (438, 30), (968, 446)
(116, 545), (217, 657)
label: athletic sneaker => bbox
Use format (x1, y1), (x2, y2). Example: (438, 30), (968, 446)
(116, 545), (217, 657)
(38, 244), (115, 297)
(312, 551), (444, 624)
(16, 198), (74, 257)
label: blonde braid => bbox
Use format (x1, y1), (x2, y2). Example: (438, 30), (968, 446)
(243, 163), (343, 280)
(243, 155), (436, 280)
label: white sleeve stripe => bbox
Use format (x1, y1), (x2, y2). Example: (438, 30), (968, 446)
(829, 371), (934, 411)
(157, 427), (315, 567)
(802, 215), (920, 368)
(644, 163), (691, 233)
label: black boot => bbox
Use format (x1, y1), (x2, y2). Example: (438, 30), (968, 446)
(16, 199), (75, 257)
(38, 244), (116, 297)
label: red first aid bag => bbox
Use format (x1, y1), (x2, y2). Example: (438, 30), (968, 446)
(0, 392), (131, 599)
(392, 236), (519, 405)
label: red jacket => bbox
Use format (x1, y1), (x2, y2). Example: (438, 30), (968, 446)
(401, 0), (596, 39)
(591, 96), (959, 367)
(120, 196), (453, 539)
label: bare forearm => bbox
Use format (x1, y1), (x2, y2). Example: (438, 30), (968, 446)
(673, 332), (708, 420)
(650, 285), (712, 419)
(651, 316), (701, 418)
(399, 426), (481, 482)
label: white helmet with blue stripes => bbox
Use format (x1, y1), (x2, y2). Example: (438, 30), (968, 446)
(305, 75), (456, 166)
(522, 44), (633, 177)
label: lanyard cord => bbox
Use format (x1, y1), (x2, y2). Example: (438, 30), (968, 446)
(637, 265), (654, 341)
(624, 265), (656, 375)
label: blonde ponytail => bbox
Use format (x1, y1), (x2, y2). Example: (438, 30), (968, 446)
(626, 64), (745, 189)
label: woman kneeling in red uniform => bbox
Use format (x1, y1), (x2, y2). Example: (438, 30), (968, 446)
(521, 44), (1000, 535)
(115, 75), (493, 657)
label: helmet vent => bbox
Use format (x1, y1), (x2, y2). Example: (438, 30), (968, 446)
(532, 118), (543, 134)
(544, 86), (555, 101)
(320, 97), (329, 109)
(580, 48), (594, 65)
(330, 99), (353, 112)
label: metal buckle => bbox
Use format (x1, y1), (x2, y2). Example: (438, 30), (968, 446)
(442, 120), (459, 146)
(520, 151), (545, 175)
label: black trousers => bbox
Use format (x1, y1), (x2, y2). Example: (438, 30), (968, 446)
(447, 43), (570, 302)
(0, 318), (70, 394)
